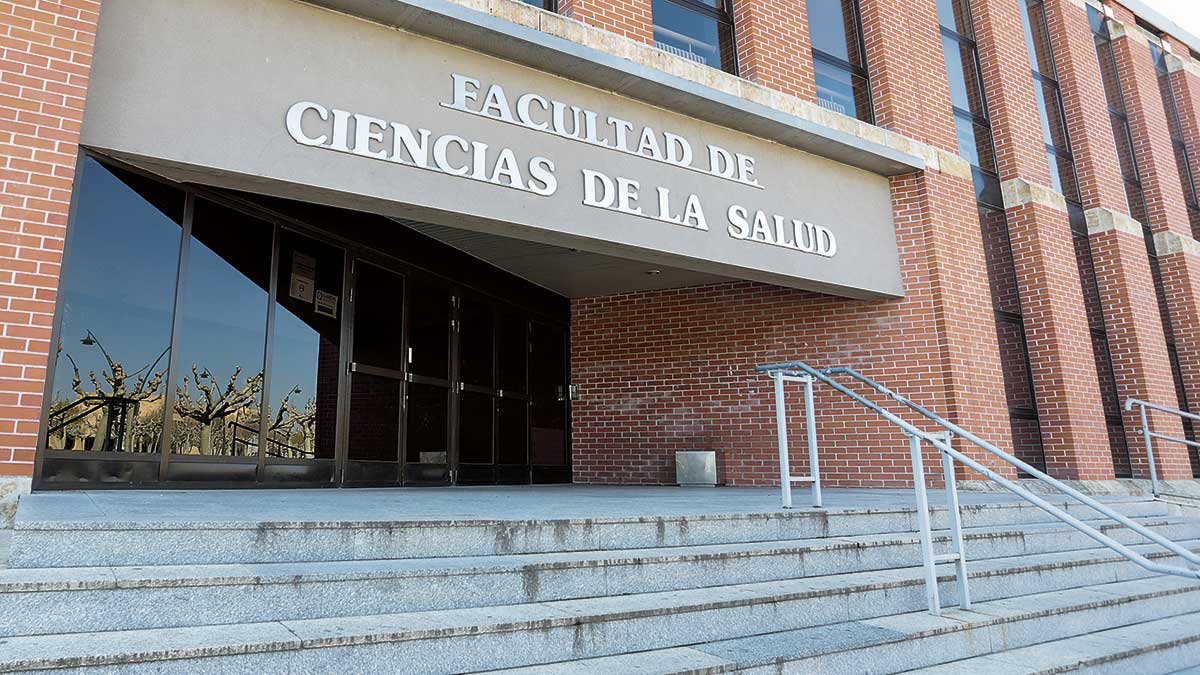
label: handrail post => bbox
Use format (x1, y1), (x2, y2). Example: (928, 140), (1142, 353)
(937, 431), (970, 609)
(773, 371), (793, 509)
(1137, 403), (1160, 497)
(909, 433), (941, 615)
(803, 375), (822, 508)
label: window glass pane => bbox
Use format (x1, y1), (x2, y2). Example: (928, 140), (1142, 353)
(530, 323), (566, 466)
(497, 397), (528, 465)
(497, 312), (527, 393)
(814, 58), (870, 121)
(517, 0), (553, 9)
(458, 391), (494, 464)
(955, 112), (996, 176)
(808, 0), (854, 62)
(406, 382), (448, 464)
(347, 372), (400, 462)
(266, 230), (343, 461)
(353, 264), (405, 372)
(459, 295), (494, 388)
(979, 205), (1022, 316)
(409, 281), (450, 380)
(936, 0), (972, 35)
(652, 0), (735, 72)
(942, 35), (986, 117)
(170, 199), (272, 456)
(1020, 0), (1055, 76)
(48, 158), (183, 453)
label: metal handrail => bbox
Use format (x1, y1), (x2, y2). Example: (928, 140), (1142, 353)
(1125, 398), (1200, 497)
(758, 360), (1200, 613)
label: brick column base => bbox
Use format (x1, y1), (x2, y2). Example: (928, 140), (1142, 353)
(1001, 180), (1112, 479)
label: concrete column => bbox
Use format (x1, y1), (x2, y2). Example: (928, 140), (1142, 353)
(730, 0), (815, 100)
(1107, 11), (1200, 479)
(969, 0), (1112, 478)
(558, 0), (653, 44)
(1042, 0), (1184, 475)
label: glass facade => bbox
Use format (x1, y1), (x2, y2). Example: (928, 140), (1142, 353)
(1019, 0), (1129, 476)
(939, 0), (1047, 471)
(1090, 7), (1199, 476)
(652, 0), (737, 73)
(808, 0), (874, 122)
(39, 155), (571, 487)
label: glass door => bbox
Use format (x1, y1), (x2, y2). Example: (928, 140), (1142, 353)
(404, 279), (453, 484)
(344, 261), (406, 484)
(530, 322), (570, 483)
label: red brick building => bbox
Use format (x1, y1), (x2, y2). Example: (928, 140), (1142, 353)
(1, 0), (1199, 499)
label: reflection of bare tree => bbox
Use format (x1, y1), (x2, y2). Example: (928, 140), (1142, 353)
(267, 386), (317, 458)
(49, 332), (168, 452)
(174, 365), (263, 455)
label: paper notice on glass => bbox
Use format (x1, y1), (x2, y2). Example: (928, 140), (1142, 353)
(314, 290), (338, 319)
(289, 252), (316, 303)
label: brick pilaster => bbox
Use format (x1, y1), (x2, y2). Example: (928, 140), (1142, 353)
(558, 0), (652, 44)
(968, 0), (1112, 478)
(0, 0), (98, 478)
(1041, 0), (1183, 475)
(858, 0), (959, 152)
(730, 0), (814, 100)
(1107, 9), (1200, 479)
(1164, 52), (1200, 239)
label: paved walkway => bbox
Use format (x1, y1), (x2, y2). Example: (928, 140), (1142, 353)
(13, 485), (1144, 526)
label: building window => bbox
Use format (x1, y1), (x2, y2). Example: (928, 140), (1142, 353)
(939, 0), (1048, 471)
(518, 0), (556, 10)
(652, 0), (737, 74)
(808, 0), (874, 122)
(1020, 0), (1129, 475)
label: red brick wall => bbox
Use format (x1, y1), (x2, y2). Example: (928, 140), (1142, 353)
(731, 0), (815, 100)
(0, 0), (96, 479)
(572, 168), (1017, 487)
(559, 0), (652, 44)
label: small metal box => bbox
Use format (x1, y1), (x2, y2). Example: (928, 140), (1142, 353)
(676, 450), (717, 487)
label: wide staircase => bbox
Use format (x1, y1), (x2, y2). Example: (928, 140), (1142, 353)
(1, 491), (1199, 673)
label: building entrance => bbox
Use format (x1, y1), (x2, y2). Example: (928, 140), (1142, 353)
(35, 155), (570, 489)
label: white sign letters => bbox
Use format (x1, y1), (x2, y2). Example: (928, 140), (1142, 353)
(285, 72), (838, 259)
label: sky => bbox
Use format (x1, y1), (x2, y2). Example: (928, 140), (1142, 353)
(1149, 0), (1200, 40)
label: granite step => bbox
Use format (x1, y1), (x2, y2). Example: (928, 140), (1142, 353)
(478, 576), (1200, 674)
(7, 496), (1169, 568)
(0, 515), (1196, 637)
(905, 612), (1200, 674)
(0, 539), (1196, 673)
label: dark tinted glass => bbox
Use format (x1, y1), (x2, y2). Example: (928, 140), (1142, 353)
(352, 263), (405, 372)
(48, 158), (183, 453)
(530, 323), (567, 466)
(652, 0), (736, 73)
(347, 373), (400, 462)
(267, 230), (343, 461)
(497, 397), (528, 464)
(408, 281), (450, 379)
(406, 382), (448, 464)
(171, 199), (273, 456)
(517, 0), (554, 9)
(497, 312), (527, 393)
(458, 391), (494, 464)
(459, 295), (494, 388)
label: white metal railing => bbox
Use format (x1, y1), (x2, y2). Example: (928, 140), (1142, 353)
(770, 371), (822, 508)
(1126, 397), (1200, 497)
(759, 360), (1200, 615)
